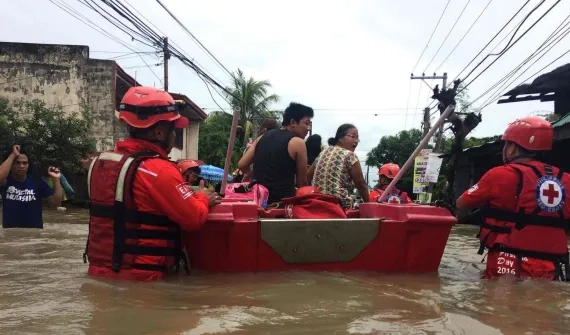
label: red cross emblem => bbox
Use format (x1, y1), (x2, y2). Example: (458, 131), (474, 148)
(542, 183), (560, 204)
(387, 195), (401, 204)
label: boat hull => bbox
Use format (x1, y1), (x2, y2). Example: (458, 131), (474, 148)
(183, 202), (456, 273)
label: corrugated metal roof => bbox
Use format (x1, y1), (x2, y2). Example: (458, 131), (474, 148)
(552, 113), (570, 128)
(503, 63), (570, 96)
(438, 140), (502, 158)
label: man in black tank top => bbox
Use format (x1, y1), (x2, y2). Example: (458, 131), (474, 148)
(238, 103), (314, 205)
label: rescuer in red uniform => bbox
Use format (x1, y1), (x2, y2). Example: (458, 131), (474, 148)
(177, 159), (201, 186)
(85, 86), (220, 282)
(369, 163), (412, 204)
(456, 116), (570, 280)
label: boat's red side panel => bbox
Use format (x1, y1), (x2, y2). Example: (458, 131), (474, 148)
(360, 203), (456, 273)
(184, 202), (456, 273)
(184, 203), (259, 272)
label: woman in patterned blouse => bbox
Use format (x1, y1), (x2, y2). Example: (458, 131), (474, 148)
(309, 124), (370, 208)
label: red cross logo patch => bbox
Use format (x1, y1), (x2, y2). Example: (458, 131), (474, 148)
(536, 176), (566, 212)
(386, 195), (402, 204)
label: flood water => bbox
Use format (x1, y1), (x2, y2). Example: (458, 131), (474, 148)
(0, 208), (569, 335)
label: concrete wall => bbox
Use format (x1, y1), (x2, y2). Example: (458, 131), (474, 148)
(0, 42), (116, 151)
(84, 59), (116, 150)
(0, 42), (204, 160)
(166, 125), (200, 162)
(185, 123), (200, 159)
(0, 42), (87, 108)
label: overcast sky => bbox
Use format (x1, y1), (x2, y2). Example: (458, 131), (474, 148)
(2, 0), (568, 180)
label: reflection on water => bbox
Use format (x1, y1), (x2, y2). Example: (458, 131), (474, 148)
(0, 209), (569, 334)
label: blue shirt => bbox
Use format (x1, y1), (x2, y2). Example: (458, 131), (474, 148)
(0, 175), (54, 228)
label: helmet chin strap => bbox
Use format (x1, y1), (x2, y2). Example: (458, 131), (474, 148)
(153, 123), (175, 151)
(145, 138), (170, 152)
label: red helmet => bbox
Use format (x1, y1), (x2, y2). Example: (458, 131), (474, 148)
(177, 159), (201, 174)
(501, 116), (553, 151)
(296, 186), (321, 197)
(378, 163), (400, 179)
(119, 86), (189, 129)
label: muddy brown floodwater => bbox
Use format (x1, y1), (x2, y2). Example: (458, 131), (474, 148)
(0, 208), (569, 335)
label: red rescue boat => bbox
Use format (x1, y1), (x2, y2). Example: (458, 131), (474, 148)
(183, 201), (455, 273)
(183, 104), (458, 273)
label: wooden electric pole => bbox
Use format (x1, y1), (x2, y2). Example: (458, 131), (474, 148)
(163, 37), (170, 91)
(422, 107), (431, 137)
(411, 72), (448, 150)
(411, 72), (449, 202)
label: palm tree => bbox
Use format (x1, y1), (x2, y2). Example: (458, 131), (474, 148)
(225, 69), (280, 142)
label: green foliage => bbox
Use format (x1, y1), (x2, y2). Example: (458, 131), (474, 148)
(365, 129), (423, 191)
(197, 69), (279, 168)
(365, 127), (502, 198)
(198, 111), (243, 168)
(438, 134), (503, 155)
(0, 98), (96, 174)
(455, 84), (476, 113)
(225, 69), (280, 141)
(537, 112), (560, 122)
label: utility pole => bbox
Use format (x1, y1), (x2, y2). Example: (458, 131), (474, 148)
(422, 107), (431, 137)
(163, 37), (170, 91)
(411, 72), (448, 202)
(410, 72), (448, 151)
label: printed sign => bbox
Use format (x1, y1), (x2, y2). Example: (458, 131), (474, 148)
(412, 149), (431, 194)
(425, 153), (443, 183)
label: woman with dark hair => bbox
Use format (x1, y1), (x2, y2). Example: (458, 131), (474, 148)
(308, 124), (369, 208)
(305, 134), (322, 166)
(0, 145), (63, 228)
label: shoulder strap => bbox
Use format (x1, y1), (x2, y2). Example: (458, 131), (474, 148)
(112, 151), (162, 272)
(506, 164), (525, 198)
(512, 161), (543, 179)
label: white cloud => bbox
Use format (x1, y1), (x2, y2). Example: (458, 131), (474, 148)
(2, 0), (567, 178)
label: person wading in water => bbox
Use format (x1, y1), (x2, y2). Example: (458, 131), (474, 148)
(0, 145), (63, 229)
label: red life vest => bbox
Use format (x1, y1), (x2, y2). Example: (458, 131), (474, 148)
(478, 161), (570, 274)
(84, 151), (187, 275)
(282, 193), (347, 219)
(373, 185), (409, 204)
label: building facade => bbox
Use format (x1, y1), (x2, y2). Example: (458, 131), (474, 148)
(0, 41), (206, 158)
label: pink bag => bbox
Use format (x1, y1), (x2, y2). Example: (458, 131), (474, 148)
(224, 182), (269, 207)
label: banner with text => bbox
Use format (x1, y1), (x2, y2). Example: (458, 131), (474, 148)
(425, 153), (444, 183)
(413, 149), (432, 194)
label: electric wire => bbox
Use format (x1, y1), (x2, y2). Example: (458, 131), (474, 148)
(411, 0), (452, 74)
(434, 0), (494, 73)
(423, 0), (472, 73)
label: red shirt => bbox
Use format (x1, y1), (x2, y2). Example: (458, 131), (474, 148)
(459, 164), (556, 279)
(120, 139), (210, 231)
(459, 165), (521, 250)
(459, 165), (519, 211)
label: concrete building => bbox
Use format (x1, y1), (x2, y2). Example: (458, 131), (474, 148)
(0, 41), (206, 158)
